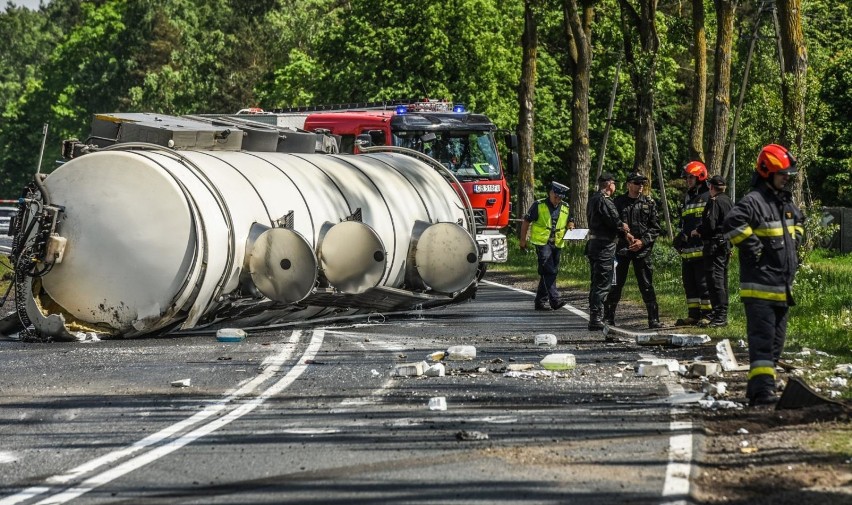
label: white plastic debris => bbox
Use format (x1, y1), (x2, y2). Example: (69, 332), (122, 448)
(834, 364), (852, 376)
(829, 391), (842, 399)
(445, 345), (476, 361)
(216, 328), (246, 342)
(613, 372), (623, 378)
(828, 377), (849, 388)
(506, 363), (535, 372)
(424, 363), (446, 377)
(635, 358), (680, 373)
(737, 428), (749, 434)
(540, 353), (576, 371)
(504, 370), (557, 379)
(637, 364), (670, 377)
(534, 333), (558, 347)
(74, 332), (101, 342)
(370, 369), (380, 377)
(740, 440), (750, 447)
(716, 339), (747, 371)
(428, 397), (447, 411)
(171, 379), (191, 388)
(668, 334), (711, 347)
(689, 362), (720, 378)
(698, 398), (742, 410)
(392, 361), (427, 377)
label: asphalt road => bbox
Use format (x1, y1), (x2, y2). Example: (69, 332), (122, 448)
(0, 282), (696, 505)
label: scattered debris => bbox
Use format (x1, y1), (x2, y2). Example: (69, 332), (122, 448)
(424, 363), (446, 377)
(636, 333), (710, 347)
(534, 333), (557, 347)
(506, 363), (535, 372)
(216, 328), (246, 342)
(503, 370), (566, 379)
(777, 376), (847, 410)
(689, 362), (720, 378)
(456, 430), (489, 441)
(540, 353), (576, 371)
(834, 364), (852, 376)
(828, 377), (848, 388)
(427, 351), (445, 361)
(740, 447), (759, 454)
(446, 345), (476, 361)
(636, 364), (670, 377)
(171, 379), (191, 388)
(698, 398), (742, 410)
(716, 339), (748, 371)
(737, 428), (749, 434)
(428, 397), (447, 411)
(392, 361), (427, 377)
(703, 381), (728, 396)
(370, 369), (380, 377)
(635, 358), (680, 373)
(613, 372), (623, 378)
(73, 332), (101, 342)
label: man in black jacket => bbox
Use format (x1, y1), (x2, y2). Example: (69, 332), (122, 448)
(586, 172), (631, 331)
(724, 144), (804, 407)
(693, 175), (734, 327)
(606, 172), (662, 328)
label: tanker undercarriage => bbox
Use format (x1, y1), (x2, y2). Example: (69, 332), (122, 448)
(3, 113), (481, 341)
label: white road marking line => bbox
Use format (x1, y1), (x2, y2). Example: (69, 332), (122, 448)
(482, 279), (590, 319)
(0, 330), (312, 505)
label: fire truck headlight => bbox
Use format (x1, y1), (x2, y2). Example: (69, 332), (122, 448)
(491, 237), (508, 262)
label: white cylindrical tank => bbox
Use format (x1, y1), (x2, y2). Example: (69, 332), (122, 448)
(38, 148), (476, 337)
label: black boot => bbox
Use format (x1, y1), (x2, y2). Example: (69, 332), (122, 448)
(646, 302), (663, 329)
(708, 307), (728, 327)
(588, 309), (605, 331)
(603, 304), (616, 325)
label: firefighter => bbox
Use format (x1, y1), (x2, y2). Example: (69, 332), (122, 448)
(586, 172), (631, 331)
(606, 172), (663, 329)
(693, 174), (734, 327)
(724, 144), (803, 406)
(519, 181), (572, 310)
(674, 161), (712, 325)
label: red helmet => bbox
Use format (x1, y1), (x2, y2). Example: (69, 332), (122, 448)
(683, 161), (708, 181)
(756, 144), (797, 178)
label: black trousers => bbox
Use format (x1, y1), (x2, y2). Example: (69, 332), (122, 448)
(609, 253), (657, 306)
(586, 239), (616, 314)
(681, 258), (710, 319)
(702, 242), (730, 314)
(535, 243), (562, 306)
(744, 302), (789, 398)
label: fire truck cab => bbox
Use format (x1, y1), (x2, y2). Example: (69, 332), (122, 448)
(302, 100), (513, 272)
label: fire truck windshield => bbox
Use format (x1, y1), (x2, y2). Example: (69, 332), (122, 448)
(392, 130), (501, 180)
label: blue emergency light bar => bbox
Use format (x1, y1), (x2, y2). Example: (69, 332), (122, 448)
(395, 105), (408, 114)
(453, 104), (466, 113)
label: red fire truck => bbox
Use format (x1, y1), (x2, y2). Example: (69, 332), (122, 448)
(244, 99), (515, 277)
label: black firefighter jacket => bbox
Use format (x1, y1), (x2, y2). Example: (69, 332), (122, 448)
(613, 193), (661, 259)
(675, 185), (710, 261)
(723, 184), (804, 306)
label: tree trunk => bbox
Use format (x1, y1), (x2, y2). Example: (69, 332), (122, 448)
(776, 0), (807, 204)
(516, 0), (538, 236)
(706, 0), (737, 176)
(563, 0), (594, 227)
(618, 0), (658, 179)
(689, 0), (707, 161)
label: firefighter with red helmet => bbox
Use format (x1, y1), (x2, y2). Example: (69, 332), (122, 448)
(674, 161), (712, 325)
(723, 144), (804, 406)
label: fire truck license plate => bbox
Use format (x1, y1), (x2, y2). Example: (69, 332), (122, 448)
(474, 184), (500, 193)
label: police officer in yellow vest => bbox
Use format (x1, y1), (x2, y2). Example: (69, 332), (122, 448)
(520, 181), (572, 310)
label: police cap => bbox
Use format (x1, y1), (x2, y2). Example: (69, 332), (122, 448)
(627, 172), (648, 184)
(708, 175), (727, 187)
(550, 181), (569, 197)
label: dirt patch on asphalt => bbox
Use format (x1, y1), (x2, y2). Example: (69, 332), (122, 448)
(486, 270), (852, 504)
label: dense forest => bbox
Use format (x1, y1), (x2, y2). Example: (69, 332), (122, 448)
(1, 0), (850, 222)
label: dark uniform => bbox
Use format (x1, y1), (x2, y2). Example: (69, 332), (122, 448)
(675, 182), (712, 323)
(607, 173), (662, 328)
(724, 144), (803, 406)
(522, 182), (571, 310)
(586, 172), (627, 331)
(698, 175), (734, 326)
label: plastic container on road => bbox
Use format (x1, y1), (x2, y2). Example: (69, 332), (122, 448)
(428, 397), (447, 411)
(540, 353), (576, 370)
(216, 328), (247, 342)
(445, 345), (476, 361)
(534, 334), (557, 347)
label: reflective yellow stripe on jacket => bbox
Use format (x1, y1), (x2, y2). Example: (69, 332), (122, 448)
(739, 282), (787, 302)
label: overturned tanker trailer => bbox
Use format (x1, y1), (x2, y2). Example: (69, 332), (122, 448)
(6, 113), (480, 340)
